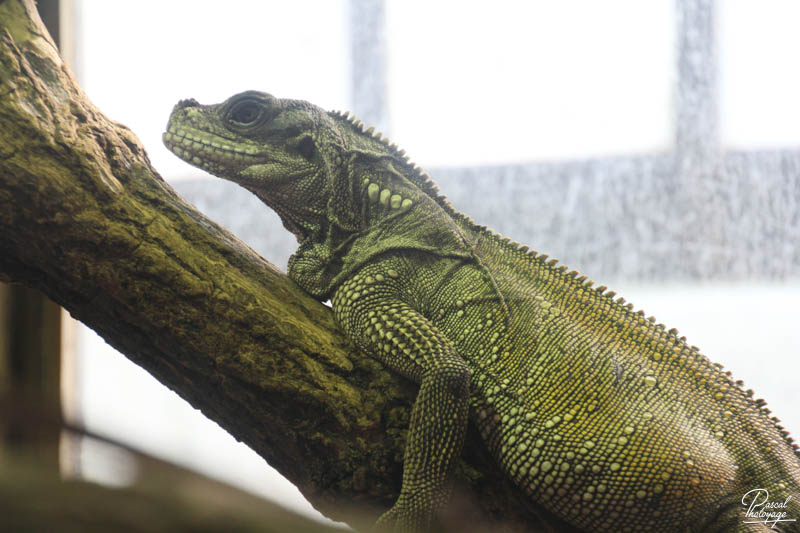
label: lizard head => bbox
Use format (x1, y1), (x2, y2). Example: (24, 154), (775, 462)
(163, 91), (343, 239)
(163, 91), (328, 190)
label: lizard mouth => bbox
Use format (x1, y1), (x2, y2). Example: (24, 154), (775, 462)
(162, 126), (266, 176)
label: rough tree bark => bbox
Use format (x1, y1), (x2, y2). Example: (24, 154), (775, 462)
(0, 1), (579, 531)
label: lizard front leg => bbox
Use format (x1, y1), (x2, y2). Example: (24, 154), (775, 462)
(331, 265), (470, 533)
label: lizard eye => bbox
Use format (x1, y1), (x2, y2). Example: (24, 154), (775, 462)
(228, 100), (264, 126)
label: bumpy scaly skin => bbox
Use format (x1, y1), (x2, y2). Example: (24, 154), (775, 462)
(164, 91), (800, 533)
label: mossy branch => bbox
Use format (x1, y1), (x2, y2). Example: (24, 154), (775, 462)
(0, 2), (579, 531)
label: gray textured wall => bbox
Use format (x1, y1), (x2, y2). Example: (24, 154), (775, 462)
(173, 148), (800, 283)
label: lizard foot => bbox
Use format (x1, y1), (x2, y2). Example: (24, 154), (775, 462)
(372, 497), (433, 533)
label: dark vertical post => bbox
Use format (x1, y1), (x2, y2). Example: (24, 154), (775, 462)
(0, 284), (62, 465)
(35, 0), (61, 49)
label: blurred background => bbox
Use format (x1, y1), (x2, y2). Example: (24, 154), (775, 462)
(2, 0), (798, 527)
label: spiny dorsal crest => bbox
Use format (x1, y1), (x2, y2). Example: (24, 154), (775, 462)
(329, 108), (460, 215)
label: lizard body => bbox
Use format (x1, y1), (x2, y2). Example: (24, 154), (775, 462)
(164, 91), (800, 532)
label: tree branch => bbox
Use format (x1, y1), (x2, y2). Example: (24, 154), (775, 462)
(0, 2), (579, 531)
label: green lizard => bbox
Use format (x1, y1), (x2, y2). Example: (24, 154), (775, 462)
(163, 91), (800, 533)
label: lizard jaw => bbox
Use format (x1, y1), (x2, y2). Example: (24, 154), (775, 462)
(162, 126), (267, 177)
